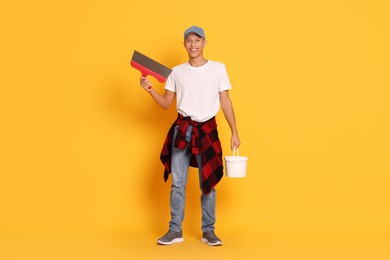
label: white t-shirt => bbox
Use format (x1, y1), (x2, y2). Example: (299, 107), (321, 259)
(164, 60), (232, 122)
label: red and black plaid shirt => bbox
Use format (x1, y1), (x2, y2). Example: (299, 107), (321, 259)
(160, 114), (223, 195)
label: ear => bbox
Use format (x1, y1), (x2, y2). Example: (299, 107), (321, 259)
(203, 40), (207, 47)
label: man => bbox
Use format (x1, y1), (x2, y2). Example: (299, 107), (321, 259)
(139, 25), (240, 246)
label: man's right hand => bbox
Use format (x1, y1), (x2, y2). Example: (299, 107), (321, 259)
(140, 77), (152, 92)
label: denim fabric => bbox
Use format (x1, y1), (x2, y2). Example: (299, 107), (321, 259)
(169, 125), (216, 233)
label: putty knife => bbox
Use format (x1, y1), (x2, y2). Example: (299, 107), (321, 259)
(130, 50), (172, 83)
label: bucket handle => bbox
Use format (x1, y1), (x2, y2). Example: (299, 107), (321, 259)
(232, 147), (240, 157)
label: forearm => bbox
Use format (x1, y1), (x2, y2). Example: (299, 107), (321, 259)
(222, 98), (239, 136)
(140, 77), (174, 109)
(220, 91), (241, 149)
(148, 88), (175, 110)
(149, 89), (166, 109)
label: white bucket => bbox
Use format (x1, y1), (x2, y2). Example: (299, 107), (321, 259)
(224, 148), (248, 178)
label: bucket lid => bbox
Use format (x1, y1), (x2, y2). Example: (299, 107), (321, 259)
(224, 156), (248, 163)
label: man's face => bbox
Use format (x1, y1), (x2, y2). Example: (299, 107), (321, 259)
(184, 33), (207, 59)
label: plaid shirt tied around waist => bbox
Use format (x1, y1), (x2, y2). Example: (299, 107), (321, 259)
(160, 114), (223, 195)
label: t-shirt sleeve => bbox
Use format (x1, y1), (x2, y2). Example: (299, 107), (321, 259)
(219, 64), (232, 92)
(164, 72), (176, 92)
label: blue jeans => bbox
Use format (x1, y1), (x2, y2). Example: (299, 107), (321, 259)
(169, 125), (216, 233)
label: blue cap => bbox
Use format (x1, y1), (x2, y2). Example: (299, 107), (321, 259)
(184, 25), (206, 40)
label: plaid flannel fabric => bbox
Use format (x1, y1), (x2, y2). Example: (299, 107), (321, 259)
(160, 114), (223, 195)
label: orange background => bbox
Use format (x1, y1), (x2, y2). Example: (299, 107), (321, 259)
(1, 0), (389, 259)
